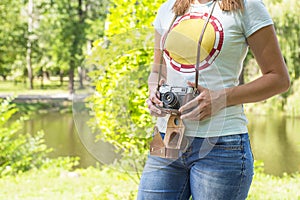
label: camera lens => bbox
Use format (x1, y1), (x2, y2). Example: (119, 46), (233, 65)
(162, 92), (180, 109)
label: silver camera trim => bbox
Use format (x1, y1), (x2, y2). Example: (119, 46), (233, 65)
(158, 84), (198, 115)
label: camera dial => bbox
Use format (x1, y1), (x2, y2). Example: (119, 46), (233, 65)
(161, 91), (180, 109)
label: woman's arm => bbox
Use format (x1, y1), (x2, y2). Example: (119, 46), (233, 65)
(179, 25), (290, 120)
(146, 30), (167, 117)
(226, 25), (290, 106)
(148, 31), (167, 93)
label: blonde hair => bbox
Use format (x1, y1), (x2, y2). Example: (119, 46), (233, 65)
(173, 0), (244, 16)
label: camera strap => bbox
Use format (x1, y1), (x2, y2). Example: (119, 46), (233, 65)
(157, 0), (217, 92)
(195, 0), (217, 91)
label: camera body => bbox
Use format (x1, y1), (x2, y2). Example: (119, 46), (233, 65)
(159, 84), (198, 114)
(150, 84), (198, 159)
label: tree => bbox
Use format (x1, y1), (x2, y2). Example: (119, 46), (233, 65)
(0, 0), (27, 82)
(268, 0), (300, 81)
(26, 0), (34, 89)
(34, 0), (109, 93)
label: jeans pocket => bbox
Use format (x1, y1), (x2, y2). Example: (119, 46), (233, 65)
(207, 134), (243, 151)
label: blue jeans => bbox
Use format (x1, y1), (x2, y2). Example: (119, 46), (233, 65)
(137, 133), (254, 200)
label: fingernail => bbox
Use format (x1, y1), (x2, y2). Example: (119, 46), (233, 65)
(158, 110), (161, 114)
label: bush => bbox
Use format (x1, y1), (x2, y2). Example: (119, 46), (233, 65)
(0, 98), (51, 177)
(85, 0), (165, 177)
(87, 48), (155, 176)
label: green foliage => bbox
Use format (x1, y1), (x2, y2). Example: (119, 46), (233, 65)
(0, 0), (109, 92)
(285, 78), (300, 116)
(265, 0), (300, 80)
(0, 0), (27, 80)
(40, 157), (80, 172)
(0, 98), (51, 177)
(0, 166), (137, 200)
(248, 162), (300, 199)
(104, 0), (165, 37)
(86, 0), (165, 173)
(0, 162), (300, 199)
(87, 48), (155, 173)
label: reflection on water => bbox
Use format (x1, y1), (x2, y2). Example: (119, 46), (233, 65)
(20, 112), (300, 176)
(22, 112), (99, 168)
(247, 114), (300, 176)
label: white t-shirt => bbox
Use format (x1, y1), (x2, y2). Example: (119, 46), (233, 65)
(153, 0), (273, 137)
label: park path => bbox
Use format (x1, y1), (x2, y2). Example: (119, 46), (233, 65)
(0, 93), (90, 102)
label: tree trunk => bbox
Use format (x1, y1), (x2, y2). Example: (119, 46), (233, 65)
(69, 65), (75, 94)
(78, 66), (84, 89)
(68, 0), (84, 94)
(60, 70), (64, 86)
(40, 76), (44, 89)
(26, 0), (34, 89)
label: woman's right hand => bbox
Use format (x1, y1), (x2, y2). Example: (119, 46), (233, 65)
(146, 88), (167, 117)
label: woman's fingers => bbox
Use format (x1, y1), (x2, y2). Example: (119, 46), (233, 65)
(149, 91), (163, 107)
(147, 91), (166, 117)
(180, 97), (211, 121)
(179, 83), (214, 121)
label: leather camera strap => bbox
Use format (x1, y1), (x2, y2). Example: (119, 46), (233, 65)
(195, 0), (217, 91)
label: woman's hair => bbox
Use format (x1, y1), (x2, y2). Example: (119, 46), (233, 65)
(173, 0), (244, 16)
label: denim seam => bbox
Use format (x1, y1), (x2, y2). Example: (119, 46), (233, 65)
(206, 136), (243, 150)
(177, 171), (190, 200)
(234, 134), (246, 200)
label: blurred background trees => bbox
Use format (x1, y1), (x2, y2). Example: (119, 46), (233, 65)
(0, 0), (298, 94)
(0, 0), (109, 93)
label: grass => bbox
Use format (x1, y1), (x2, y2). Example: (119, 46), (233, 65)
(0, 80), (66, 94)
(248, 172), (300, 200)
(0, 79), (91, 95)
(0, 166), (137, 200)
(0, 163), (299, 200)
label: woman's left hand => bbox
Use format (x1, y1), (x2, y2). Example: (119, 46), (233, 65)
(178, 81), (227, 121)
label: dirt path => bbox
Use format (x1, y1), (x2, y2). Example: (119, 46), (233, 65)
(0, 93), (90, 102)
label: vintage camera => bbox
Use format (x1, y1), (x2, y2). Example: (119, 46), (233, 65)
(150, 84), (198, 159)
(159, 84), (198, 114)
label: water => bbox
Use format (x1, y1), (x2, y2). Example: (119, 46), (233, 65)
(22, 112), (99, 168)
(20, 112), (300, 176)
(247, 114), (300, 176)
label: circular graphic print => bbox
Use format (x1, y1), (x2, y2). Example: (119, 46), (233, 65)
(164, 12), (224, 73)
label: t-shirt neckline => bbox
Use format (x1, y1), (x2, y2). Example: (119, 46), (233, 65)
(191, 0), (215, 7)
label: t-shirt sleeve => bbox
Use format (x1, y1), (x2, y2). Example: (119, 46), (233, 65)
(153, 4), (166, 35)
(152, 0), (175, 36)
(242, 0), (273, 38)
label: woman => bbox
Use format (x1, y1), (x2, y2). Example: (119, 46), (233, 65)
(138, 0), (290, 199)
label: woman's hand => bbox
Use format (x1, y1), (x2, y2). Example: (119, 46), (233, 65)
(146, 89), (167, 117)
(179, 81), (226, 121)
(146, 30), (168, 118)
(146, 79), (168, 117)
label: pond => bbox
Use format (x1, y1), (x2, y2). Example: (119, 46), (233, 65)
(20, 111), (300, 176)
